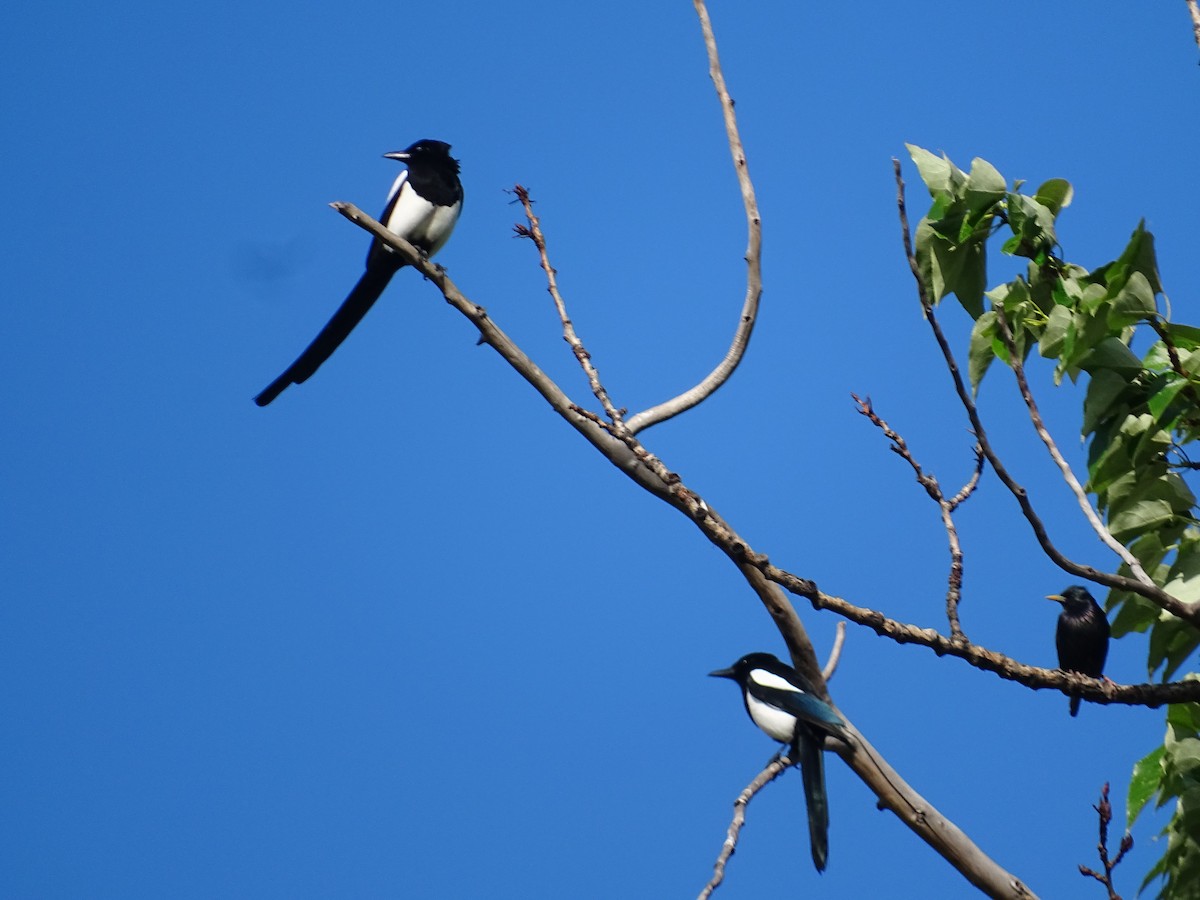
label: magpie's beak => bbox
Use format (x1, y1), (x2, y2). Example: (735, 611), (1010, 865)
(708, 667), (736, 680)
(383, 151), (410, 161)
(1046, 594), (1065, 604)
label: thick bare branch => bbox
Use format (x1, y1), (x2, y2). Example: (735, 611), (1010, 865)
(331, 199), (1200, 712)
(328, 202), (1029, 889)
(1188, 0), (1200, 52)
(624, 0), (762, 434)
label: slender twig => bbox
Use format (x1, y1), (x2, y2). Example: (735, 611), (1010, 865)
(822, 621), (847, 682)
(948, 443), (985, 511)
(890, 163), (1200, 628)
(1187, 0), (1200, 53)
(698, 754), (793, 899)
(511, 185), (625, 428)
(624, 0), (762, 434)
(1077, 783), (1132, 900)
(853, 394), (967, 639)
(990, 305), (1153, 586)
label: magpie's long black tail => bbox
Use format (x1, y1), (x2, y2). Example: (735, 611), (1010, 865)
(254, 265), (398, 406)
(796, 730), (830, 873)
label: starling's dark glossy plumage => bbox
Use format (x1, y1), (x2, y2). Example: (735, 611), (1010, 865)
(710, 652), (846, 872)
(1047, 586), (1110, 717)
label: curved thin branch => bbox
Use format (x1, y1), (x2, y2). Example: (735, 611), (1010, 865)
(990, 305), (1153, 586)
(890, 162), (1200, 629)
(822, 621), (847, 682)
(624, 0), (762, 434)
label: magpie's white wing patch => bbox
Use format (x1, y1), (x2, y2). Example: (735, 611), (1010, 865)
(748, 667), (805, 694)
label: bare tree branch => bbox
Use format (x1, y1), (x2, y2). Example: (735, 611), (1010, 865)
(1187, 0), (1200, 53)
(1077, 783), (1133, 900)
(949, 442), (986, 511)
(889, 162), (1200, 629)
(989, 304), (1153, 586)
(698, 753), (792, 899)
(338, 195), (1200, 713)
(823, 621), (847, 682)
(854, 393), (968, 640)
(624, 0), (762, 434)
(511, 185), (626, 428)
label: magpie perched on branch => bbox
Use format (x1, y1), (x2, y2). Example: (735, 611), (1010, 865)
(1047, 586), (1110, 717)
(254, 139), (463, 406)
(710, 652), (847, 872)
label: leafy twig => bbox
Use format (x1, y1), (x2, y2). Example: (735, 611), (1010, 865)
(989, 304), (1154, 586)
(889, 163), (1200, 628)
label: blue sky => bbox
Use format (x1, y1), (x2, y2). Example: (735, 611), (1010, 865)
(3, 1), (1198, 896)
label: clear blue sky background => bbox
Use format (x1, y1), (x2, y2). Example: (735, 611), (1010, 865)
(3, 2), (1197, 897)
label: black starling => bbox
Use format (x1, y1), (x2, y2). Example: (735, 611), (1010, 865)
(1047, 586), (1110, 716)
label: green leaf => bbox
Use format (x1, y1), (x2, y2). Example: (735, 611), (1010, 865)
(1163, 323), (1200, 350)
(1129, 744), (1165, 826)
(1080, 337), (1143, 375)
(907, 145), (961, 196)
(964, 158), (1006, 219)
(1082, 369), (1129, 436)
(915, 222), (987, 316)
(967, 311), (997, 394)
(1157, 621), (1200, 681)
(1004, 193), (1058, 258)
(1109, 270), (1158, 329)
(1039, 304), (1073, 358)
(1034, 178), (1073, 216)
(1109, 498), (1175, 543)
(1109, 591), (1159, 638)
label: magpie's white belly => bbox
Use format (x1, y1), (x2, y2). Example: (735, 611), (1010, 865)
(382, 173), (461, 258)
(746, 693), (799, 743)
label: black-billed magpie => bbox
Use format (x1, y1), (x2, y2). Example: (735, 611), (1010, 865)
(254, 139), (463, 407)
(710, 652), (846, 872)
(1047, 586), (1110, 717)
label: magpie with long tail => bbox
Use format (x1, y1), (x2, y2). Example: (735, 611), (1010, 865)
(710, 652), (847, 872)
(254, 139), (463, 406)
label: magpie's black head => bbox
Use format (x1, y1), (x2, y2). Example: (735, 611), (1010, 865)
(709, 652), (784, 684)
(384, 140), (458, 170)
(1047, 585), (1096, 616)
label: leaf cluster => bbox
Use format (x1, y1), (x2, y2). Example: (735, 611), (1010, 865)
(908, 145), (1200, 896)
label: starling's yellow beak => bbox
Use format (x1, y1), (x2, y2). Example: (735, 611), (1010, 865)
(1046, 594), (1064, 603)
